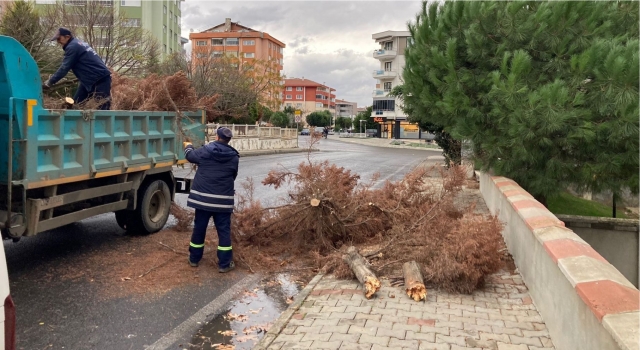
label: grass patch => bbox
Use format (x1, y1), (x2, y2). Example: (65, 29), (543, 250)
(548, 192), (628, 219)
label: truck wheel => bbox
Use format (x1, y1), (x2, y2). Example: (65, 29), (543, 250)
(129, 180), (171, 234)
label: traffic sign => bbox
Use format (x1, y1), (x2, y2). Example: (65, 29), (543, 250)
(295, 115), (301, 123)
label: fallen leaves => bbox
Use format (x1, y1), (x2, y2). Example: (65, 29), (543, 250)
(224, 313), (248, 323)
(218, 330), (236, 337)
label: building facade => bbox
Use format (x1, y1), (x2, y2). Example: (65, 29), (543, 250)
(282, 78), (336, 124)
(189, 18), (284, 71)
(372, 30), (421, 139)
(335, 99), (357, 119)
(33, 0), (183, 60)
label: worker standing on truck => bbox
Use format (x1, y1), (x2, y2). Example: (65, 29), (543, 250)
(183, 127), (239, 273)
(42, 27), (112, 110)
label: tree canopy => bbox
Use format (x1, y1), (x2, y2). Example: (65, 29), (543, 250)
(306, 110), (331, 127)
(402, 1), (639, 202)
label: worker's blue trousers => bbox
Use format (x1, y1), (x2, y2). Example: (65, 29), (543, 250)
(189, 209), (233, 268)
(74, 75), (111, 110)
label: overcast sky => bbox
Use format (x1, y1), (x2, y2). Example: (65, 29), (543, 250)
(181, 1), (423, 107)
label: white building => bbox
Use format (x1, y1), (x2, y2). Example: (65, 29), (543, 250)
(372, 30), (421, 139)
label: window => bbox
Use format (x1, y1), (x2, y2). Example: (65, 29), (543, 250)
(268, 43), (272, 49)
(123, 18), (141, 27)
(196, 40), (207, 46)
(243, 40), (255, 46)
(36, 0), (56, 3)
(315, 94), (324, 99)
(244, 52), (255, 58)
(94, 37), (110, 48)
(174, 33), (178, 42)
(316, 102), (323, 108)
(286, 103), (292, 107)
(286, 95), (292, 99)
(372, 99), (395, 111)
(175, 15), (178, 24)
(169, 48), (173, 54)
(226, 38), (239, 45)
(170, 11), (173, 19)
(211, 51), (223, 58)
(296, 103), (302, 108)
(226, 51), (238, 57)
(296, 87), (303, 91)
(163, 44), (167, 53)
(163, 25), (167, 33)
(279, 47), (284, 54)
(163, 5), (167, 14)
(384, 62), (392, 71)
(211, 38), (223, 45)
(383, 82), (392, 91)
(296, 95), (303, 100)
(383, 41), (393, 50)
(286, 87), (292, 91)
(170, 29), (173, 38)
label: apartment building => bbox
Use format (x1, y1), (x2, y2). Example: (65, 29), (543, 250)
(372, 30), (421, 139)
(189, 18), (284, 71)
(32, 0), (183, 60)
(335, 99), (357, 119)
(282, 78), (336, 122)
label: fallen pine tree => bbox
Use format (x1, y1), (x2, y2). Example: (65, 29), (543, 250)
(230, 137), (506, 294)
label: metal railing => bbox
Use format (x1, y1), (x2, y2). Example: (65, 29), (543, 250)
(206, 124), (298, 139)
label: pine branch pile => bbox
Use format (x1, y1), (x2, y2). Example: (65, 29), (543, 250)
(110, 71), (218, 116)
(231, 138), (505, 293)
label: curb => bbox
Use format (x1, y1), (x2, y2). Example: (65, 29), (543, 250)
(240, 148), (318, 157)
(331, 137), (443, 152)
(253, 274), (324, 350)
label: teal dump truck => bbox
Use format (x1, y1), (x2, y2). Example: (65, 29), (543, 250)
(0, 35), (205, 240)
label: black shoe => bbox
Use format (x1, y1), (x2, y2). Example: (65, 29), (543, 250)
(188, 258), (198, 267)
(219, 261), (235, 273)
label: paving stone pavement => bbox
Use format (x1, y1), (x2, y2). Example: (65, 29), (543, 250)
(264, 271), (556, 350)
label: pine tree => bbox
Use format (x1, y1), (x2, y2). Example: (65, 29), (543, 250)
(403, 1), (639, 203)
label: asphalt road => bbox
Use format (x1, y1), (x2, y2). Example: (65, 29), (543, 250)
(5, 137), (443, 350)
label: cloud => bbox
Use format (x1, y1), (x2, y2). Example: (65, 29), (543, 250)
(181, 1), (423, 107)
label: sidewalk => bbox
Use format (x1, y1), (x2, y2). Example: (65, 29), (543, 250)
(328, 135), (443, 152)
(257, 272), (555, 350)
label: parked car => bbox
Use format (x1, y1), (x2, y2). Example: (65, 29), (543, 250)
(328, 129), (335, 135)
(300, 128), (310, 135)
(313, 127), (325, 136)
(366, 129), (378, 137)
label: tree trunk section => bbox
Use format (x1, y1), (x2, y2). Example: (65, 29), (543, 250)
(343, 246), (381, 299)
(403, 261), (427, 301)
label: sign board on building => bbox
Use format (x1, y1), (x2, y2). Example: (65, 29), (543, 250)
(373, 117), (387, 123)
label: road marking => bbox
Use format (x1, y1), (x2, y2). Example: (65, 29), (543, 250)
(145, 273), (262, 350)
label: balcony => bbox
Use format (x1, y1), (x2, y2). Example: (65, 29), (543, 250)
(372, 69), (397, 79)
(372, 49), (397, 60)
(372, 89), (391, 97)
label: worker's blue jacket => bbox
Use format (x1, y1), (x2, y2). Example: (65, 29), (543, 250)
(48, 38), (111, 89)
(184, 141), (240, 213)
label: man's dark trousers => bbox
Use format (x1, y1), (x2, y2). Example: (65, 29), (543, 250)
(74, 75), (112, 110)
(189, 208), (232, 268)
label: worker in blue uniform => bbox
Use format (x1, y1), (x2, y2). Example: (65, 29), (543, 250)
(43, 27), (112, 110)
(183, 127), (239, 273)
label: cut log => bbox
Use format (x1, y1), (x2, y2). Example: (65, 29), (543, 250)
(343, 246), (380, 299)
(403, 261), (427, 301)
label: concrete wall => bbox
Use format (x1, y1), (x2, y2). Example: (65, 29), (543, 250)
(557, 215), (639, 288)
(228, 138), (297, 152)
(478, 172), (639, 350)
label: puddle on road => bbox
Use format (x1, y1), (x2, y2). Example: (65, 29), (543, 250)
(187, 274), (302, 350)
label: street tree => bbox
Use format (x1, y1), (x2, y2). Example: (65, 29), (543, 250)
(306, 110), (331, 127)
(0, 0), (60, 72)
(39, 1), (159, 76)
(353, 106), (377, 131)
(334, 116), (351, 131)
(270, 111), (290, 128)
(403, 1), (639, 204)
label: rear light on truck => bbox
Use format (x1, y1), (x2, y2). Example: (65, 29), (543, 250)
(4, 295), (15, 350)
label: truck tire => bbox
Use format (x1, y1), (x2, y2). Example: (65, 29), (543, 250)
(128, 180), (171, 234)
